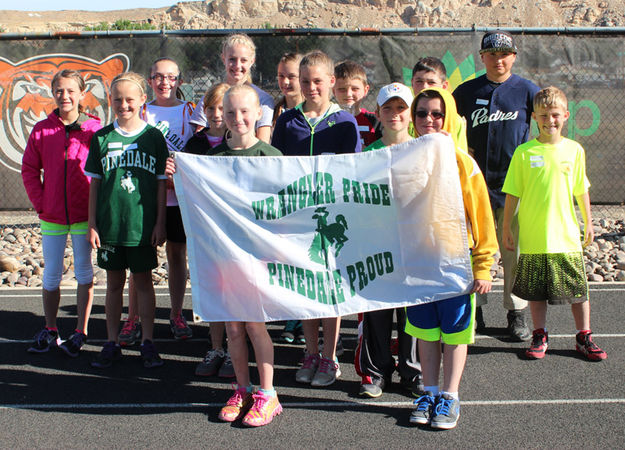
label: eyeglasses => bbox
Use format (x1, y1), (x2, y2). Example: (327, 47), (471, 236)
(149, 74), (179, 82)
(414, 110), (445, 120)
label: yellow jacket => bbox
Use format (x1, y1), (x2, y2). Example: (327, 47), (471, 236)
(414, 87), (498, 280)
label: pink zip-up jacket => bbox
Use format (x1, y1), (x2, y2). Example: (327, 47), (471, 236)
(21, 110), (101, 225)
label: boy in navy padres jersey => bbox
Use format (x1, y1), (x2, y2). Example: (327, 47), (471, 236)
(453, 31), (540, 341)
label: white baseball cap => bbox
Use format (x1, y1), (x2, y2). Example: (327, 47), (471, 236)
(376, 82), (413, 107)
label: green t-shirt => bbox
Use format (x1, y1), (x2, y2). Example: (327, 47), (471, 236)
(363, 138), (386, 152)
(85, 121), (168, 246)
(208, 139), (283, 157)
(502, 137), (590, 254)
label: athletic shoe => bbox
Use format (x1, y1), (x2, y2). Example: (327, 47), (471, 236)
(218, 351), (236, 378)
(218, 385), (254, 422)
(242, 391), (283, 427)
(431, 393), (460, 430)
(318, 334), (344, 357)
(311, 356), (341, 387)
(281, 320), (300, 343)
(526, 329), (549, 359)
(359, 376), (385, 398)
(170, 313), (193, 340)
(118, 318), (141, 347)
(27, 328), (61, 353)
(400, 373), (425, 398)
(91, 341), (122, 368)
(409, 392), (437, 425)
(507, 309), (531, 342)
(59, 331), (87, 358)
(575, 331), (607, 361)
(140, 339), (164, 368)
(295, 352), (320, 384)
(195, 348), (225, 376)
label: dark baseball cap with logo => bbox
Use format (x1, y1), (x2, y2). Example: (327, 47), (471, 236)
(480, 31), (517, 54)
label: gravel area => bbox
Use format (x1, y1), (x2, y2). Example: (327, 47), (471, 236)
(1, 209), (624, 287)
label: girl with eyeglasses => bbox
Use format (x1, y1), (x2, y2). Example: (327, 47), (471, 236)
(119, 57), (196, 347)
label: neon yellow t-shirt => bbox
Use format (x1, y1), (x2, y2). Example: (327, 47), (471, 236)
(502, 137), (590, 254)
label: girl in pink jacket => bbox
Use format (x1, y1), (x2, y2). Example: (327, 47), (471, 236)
(21, 69), (101, 357)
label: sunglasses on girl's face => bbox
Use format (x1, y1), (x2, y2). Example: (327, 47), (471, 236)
(414, 110), (445, 120)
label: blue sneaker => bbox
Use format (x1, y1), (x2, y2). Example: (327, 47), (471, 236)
(91, 341), (122, 368)
(409, 392), (437, 425)
(430, 393), (460, 429)
(140, 339), (164, 368)
(59, 331), (87, 358)
(27, 328), (61, 353)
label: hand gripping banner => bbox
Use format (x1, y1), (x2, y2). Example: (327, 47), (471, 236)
(174, 133), (473, 322)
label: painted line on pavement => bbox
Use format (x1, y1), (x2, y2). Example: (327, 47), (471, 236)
(2, 397), (625, 411)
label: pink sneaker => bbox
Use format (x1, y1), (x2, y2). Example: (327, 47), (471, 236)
(242, 391), (282, 427)
(218, 385), (254, 422)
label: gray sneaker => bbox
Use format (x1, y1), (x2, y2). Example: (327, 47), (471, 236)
(409, 392), (437, 425)
(218, 351), (235, 378)
(507, 309), (531, 342)
(195, 349), (225, 376)
(295, 352), (320, 384)
(430, 393), (460, 430)
(311, 356), (341, 387)
(359, 376), (385, 398)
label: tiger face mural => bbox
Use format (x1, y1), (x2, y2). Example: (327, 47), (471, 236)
(0, 53), (129, 172)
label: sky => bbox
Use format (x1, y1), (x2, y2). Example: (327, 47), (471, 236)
(7, 1), (190, 11)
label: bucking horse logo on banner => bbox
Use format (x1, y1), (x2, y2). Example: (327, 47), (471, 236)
(0, 53), (129, 172)
(308, 207), (349, 267)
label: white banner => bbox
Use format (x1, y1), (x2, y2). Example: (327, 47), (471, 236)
(174, 133), (473, 322)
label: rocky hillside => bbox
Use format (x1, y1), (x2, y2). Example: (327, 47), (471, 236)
(3, 0), (625, 33)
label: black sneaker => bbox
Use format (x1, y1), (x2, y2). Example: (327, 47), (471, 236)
(141, 339), (164, 368)
(59, 331), (87, 358)
(91, 341), (122, 368)
(27, 328), (61, 353)
(400, 373), (425, 398)
(507, 309), (531, 342)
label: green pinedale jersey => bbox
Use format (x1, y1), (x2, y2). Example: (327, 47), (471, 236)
(502, 137), (590, 254)
(85, 121), (168, 246)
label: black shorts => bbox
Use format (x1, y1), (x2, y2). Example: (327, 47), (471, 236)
(166, 206), (187, 243)
(512, 252), (588, 305)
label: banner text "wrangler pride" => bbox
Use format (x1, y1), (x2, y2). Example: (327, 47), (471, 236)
(252, 172), (391, 221)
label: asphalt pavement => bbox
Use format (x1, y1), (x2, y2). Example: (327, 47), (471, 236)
(1, 284), (624, 449)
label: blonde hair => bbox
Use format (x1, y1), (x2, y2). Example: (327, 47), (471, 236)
(300, 50), (334, 77)
(222, 33), (256, 84)
(111, 72), (146, 95)
(223, 84), (260, 108)
(533, 86), (567, 111)
(334, 60), (368, 85)
(51, 70), (86, 113)
(203, 83), (230, 111)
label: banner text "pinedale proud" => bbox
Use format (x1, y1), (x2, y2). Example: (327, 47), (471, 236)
(256, 171), (395, 306)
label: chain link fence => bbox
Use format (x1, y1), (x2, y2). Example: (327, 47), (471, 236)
(1, 28), (624, 227)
